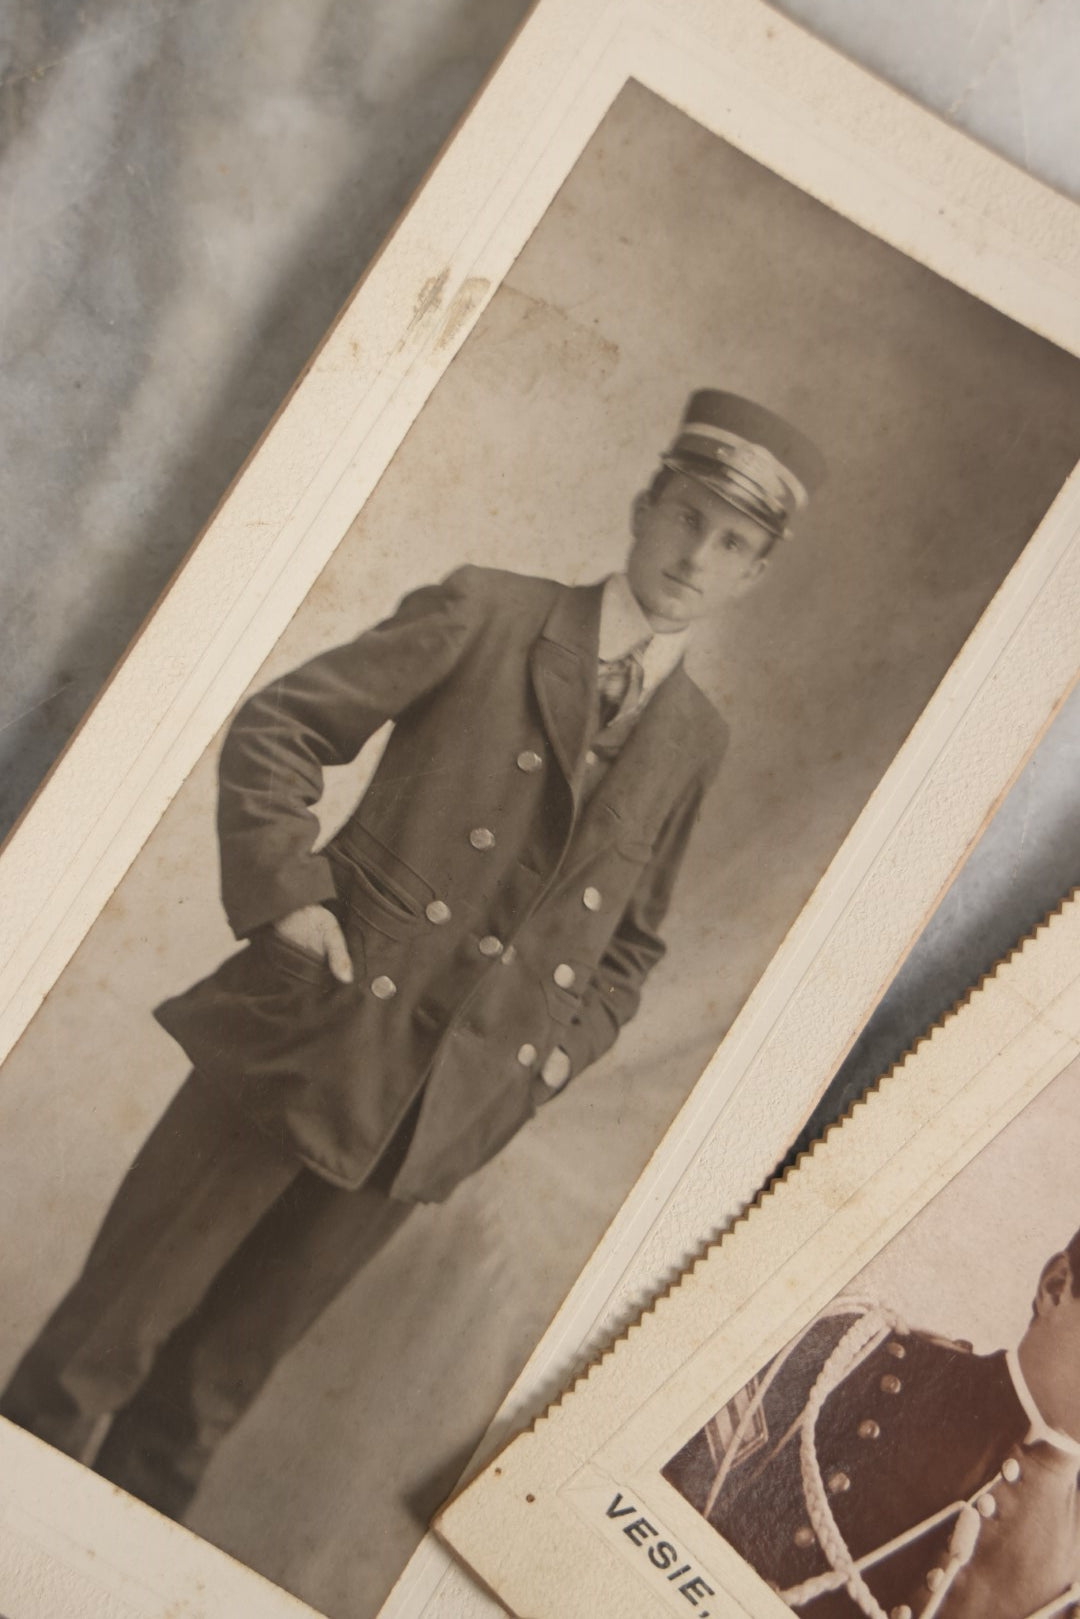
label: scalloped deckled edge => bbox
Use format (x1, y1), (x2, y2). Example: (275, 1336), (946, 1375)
(437, 889), (1080, 1617)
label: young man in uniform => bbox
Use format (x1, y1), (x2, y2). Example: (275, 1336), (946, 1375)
(664, 1228), (1080, 1619)
(1, 390), (825, 1518)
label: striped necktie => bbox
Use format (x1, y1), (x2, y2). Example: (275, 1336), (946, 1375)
(597, 639), (649, 728)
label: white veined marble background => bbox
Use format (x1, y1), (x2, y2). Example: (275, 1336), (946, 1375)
(2, 2), (1080, 1615)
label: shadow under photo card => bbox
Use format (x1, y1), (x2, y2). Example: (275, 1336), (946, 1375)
(3, 7), (1080, 1619)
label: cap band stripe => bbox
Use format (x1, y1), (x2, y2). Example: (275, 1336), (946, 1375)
(681, 422), (810, 513)
(659, 455), (789, 537)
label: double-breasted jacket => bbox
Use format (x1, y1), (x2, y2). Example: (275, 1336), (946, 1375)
(663, 1310), (1038, 1618)
(157, 565), (727, 1203)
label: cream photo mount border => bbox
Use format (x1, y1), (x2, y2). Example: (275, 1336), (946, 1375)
(2, 0), (1080, 1616)
(436, 894), (1080, 1619)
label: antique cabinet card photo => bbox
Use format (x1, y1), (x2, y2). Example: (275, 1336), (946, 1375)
(3, 1), (1080, 1616)
(438, 895), (1080, 1619)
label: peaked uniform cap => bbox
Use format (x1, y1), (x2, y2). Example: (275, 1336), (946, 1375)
(662, 389), (827, 538)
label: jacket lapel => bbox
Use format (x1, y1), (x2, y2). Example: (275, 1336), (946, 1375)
(529, 582), (604, 788)
(596, 665), (702, 825)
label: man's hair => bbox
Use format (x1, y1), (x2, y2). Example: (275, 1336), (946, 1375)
(1031, 1228), (1080, 1320)
(645, 466), (679, 502)
(1068, 1227), (1080, 1296)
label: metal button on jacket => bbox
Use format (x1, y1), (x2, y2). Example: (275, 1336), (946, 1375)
(891, 1607), (913, 1619)
(887, 1341), (907, 1359)
(880, 1374), (902, 1395)
(516, 750), (543, 773)
(584, 749), (598, 766)
(426, 899), (451, 925)
(925, 1569), (945, 1593)
(517, 1043), (538, 1068)
(582, 886), (602, 912)
(370, 975), (397, 1000)
(553, 963), (576, 990)
(858, 1419), (880, 1440)
(478, 935), (503, 958)
(793, 1527), (815, 1549)
(469, 827), (495, 851)
(1001, 1457), (1021, 1483)
(828, 1472), (851, 1495)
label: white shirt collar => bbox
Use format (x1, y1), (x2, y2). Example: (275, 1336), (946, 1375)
(1006, 1347), (1080, 1457)
(598, 573), (689, 697)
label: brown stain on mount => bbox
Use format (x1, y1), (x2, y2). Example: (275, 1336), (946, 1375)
(407, 268), (451, 332)
(436, 277), (491, 351)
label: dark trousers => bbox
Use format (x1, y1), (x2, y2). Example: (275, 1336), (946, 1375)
(0, 1071), (417, 1519)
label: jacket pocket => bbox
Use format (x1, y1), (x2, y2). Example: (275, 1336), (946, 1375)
(541, 962), (592, 1025)
(329, 823), (433, 941)
(257, 925), (334, 987)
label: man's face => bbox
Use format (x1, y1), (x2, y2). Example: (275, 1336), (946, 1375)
(626, 471), (777, 631)
(1021, 1252), (1080, 1442)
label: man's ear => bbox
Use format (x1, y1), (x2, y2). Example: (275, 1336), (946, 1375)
(732, 537), (778, 597)
(1034, 1251), (1072, 1318)
(736, 558), (770, 594)
(629, 491), (651, 539)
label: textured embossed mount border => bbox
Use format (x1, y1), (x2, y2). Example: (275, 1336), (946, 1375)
(437, 894), (1080, 1617)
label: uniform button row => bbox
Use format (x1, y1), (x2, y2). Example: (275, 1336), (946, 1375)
(880, 1374), (902, 1395)
(516, 750), (543, 773)
(891, 1608), (913, 1619)
(517, 1043), (538, 1067)
(424, 901), (525, 959)
(467, 818), (601, 919)
(367, 944), (530, 994)
(553, 963), (576, 989)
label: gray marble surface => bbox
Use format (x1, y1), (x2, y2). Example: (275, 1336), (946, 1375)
(0, 0), (534, 830)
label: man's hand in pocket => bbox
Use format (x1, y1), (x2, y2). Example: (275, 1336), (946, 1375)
(273, 905), (354, 984)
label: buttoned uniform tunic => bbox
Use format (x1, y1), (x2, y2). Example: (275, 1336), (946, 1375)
(662, 1310), (1061, 1619)
(157, 564), (727, 1205)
